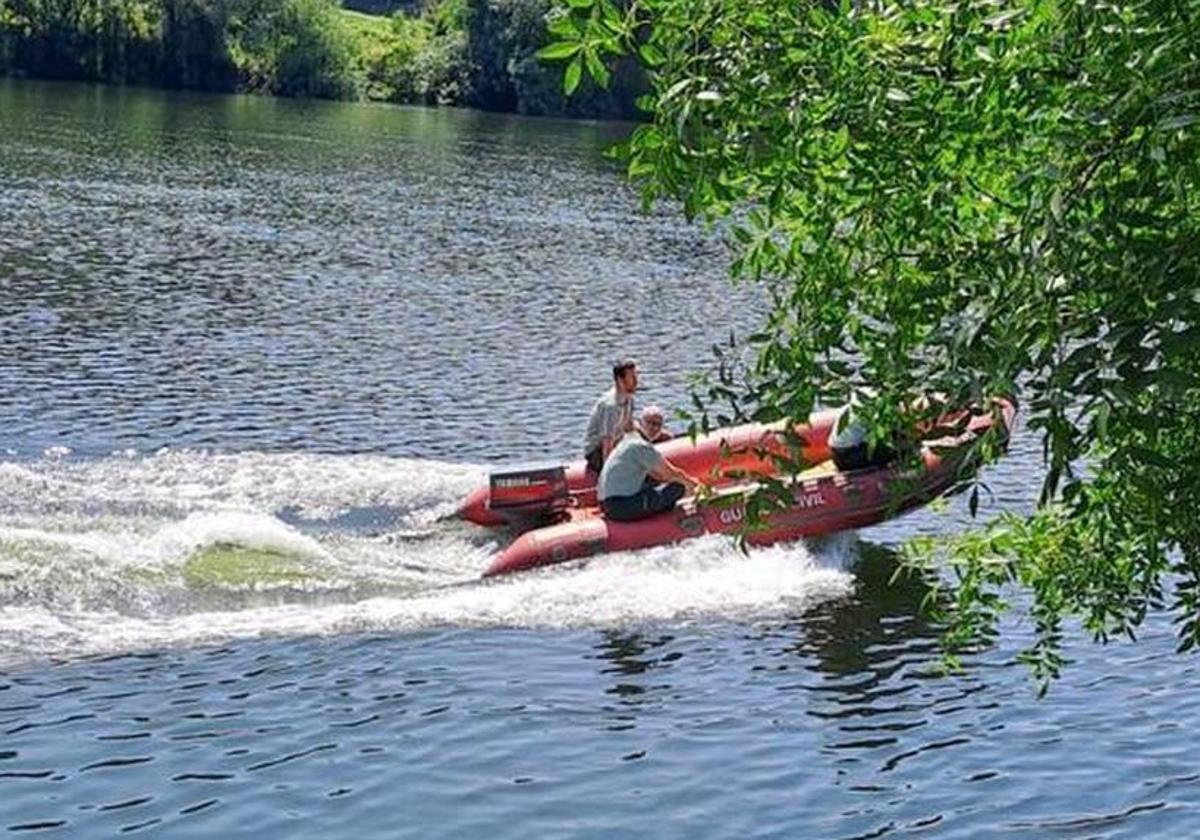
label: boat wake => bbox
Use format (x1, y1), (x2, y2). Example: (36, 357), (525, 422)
(0, 449), (857, 665)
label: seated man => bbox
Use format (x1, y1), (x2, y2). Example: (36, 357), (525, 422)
(598, 406), (701, 521)
(829, 405), (897, 471)
(646, 423), (673, 444)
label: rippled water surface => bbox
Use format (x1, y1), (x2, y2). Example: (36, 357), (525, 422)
(1, 80), (1198, 838)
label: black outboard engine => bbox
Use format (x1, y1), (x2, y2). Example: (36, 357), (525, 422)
(488, 465), (569, 525)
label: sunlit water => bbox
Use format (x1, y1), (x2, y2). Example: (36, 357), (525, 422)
(1, 80), (1197, 838)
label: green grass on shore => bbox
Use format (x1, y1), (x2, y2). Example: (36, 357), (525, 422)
(336, 7), (393, 34)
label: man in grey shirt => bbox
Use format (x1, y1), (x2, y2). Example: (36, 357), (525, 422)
(598, 405), (701, 521)
(583, 358), (639, 474)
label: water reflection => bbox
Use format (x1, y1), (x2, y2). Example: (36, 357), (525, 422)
(792, 540), (942, 678)
(593, 630), (678, 678)
(577, 543), (952, 743)
(590, 630), (678, 733)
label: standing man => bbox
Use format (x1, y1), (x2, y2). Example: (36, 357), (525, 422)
(598, 406), (701, 521)
(583, 357), (638, 474)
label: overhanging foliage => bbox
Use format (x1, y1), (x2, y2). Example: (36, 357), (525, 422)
(540, 0), (1200, 680)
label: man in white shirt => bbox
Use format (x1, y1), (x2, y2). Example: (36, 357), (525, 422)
(598, 406), (700, 521)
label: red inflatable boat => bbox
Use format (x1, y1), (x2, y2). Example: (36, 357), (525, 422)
(460, 399), (1014, 577)
(459, 408), (845, 527)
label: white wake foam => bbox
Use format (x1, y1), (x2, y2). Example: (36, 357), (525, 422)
(0, 533), (857, 664)
(0, 450), (860, 664)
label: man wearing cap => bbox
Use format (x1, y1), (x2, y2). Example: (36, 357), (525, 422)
(598, 406), (701, 521)
(582, 357), (639, 474)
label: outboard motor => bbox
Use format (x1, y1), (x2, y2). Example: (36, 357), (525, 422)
(487, 464), (569, 525)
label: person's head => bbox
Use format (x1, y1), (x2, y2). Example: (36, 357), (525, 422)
(612, 357), (638, 394)
(638, 405), (664, 439)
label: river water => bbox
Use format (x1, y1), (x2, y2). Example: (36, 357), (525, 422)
(1, 79), (1197, 838)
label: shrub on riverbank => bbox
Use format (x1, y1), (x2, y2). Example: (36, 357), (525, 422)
(230, 0), (359, 98)
(0, 0), (640, 116)
(0, 0), (357, 97)
(351, 0), (470, 104)
(0, 1), (169, 84)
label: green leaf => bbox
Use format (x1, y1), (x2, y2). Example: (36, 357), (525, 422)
(661, 77), (692, 102)
(1158, 113), (1195, 131)
(638, 43), (666, 66)
(584, 48), (610, 88)
(547, 15), (581, 38)
(564, 54), (583, 95)
(599, 0), (622, 27)
(536, 41), (581, 61)
(983, 8), (1026, 29)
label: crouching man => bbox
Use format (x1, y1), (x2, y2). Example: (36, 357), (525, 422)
(598, 406), (701, 522)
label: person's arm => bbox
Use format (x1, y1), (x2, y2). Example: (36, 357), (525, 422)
(650, 457), (701, 493)
(601, 434), (617, 461)
(600, 403), (628, 461)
